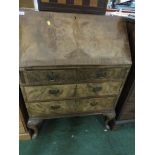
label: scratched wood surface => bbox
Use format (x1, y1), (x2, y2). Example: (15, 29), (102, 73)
(19, 9), (131, 67)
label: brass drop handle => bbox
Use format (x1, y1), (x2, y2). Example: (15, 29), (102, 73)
(49, 89), (61, 95)
(96, 70), (106, 78)
(47, 73), (55, 81)
(90, 102), (98, 106)
(92, 86), (102, 93)
(50, 105), (60, 110)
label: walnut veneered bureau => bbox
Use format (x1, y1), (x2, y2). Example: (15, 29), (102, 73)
(19, 9), (132, 139)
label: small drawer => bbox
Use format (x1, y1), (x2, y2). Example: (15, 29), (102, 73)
(20, 69), (76, 85)
(24, 84), (76, 102)
(76, 81), (122, 98)
(27, 100), (76, 117)
(77, 67), (128, 82)
(76, 97), (116, 113)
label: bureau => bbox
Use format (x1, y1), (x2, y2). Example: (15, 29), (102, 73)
(19, 9), (132, 139)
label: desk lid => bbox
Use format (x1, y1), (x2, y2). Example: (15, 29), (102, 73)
(20, 9), (132, 67)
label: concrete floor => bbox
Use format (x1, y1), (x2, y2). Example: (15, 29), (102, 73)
(20, 115), (135, 155)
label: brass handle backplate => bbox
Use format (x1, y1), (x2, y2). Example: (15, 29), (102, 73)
(50, 105), (60, 110)
(90, 102), (98, 106)
(96, 70), (107, 78)
(49, 89), (62, 96)
(47, 73), (55, 81)
(92, 86), (102, 93)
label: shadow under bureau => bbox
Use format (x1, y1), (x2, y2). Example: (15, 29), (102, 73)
(19, 9), (132, 139)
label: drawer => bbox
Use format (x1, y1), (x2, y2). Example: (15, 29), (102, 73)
(76, 81), (122, 98)
(24, 84), (76, 102)
(76, 97), (116, 113)
(77, 67), (128, 82)
(27, 97), (116, 117)
(20, 69), (76, 85)
(27, 100), (76, 117)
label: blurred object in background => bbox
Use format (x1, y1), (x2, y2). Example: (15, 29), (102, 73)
(107, 0), (135, 10)
(19, 0), (34, 8)
(106, 0), (135, 19)
(118, 82), (135, 121)
(37, 0), (108, 14)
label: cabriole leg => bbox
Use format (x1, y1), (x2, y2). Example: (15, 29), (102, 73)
(27, 118), (43, 139)
(105, 111), (116, 130)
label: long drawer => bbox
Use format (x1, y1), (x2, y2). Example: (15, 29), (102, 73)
(24, 81), (122, 102)
(20, 67), (128, 85)
(27, 97), (116, 117)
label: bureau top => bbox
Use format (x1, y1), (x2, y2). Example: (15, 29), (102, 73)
(19, 9), (132, 67)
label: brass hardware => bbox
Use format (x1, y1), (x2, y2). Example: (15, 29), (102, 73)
(92, 86), (102, 93)
(50, 105), (60, 110)
(96, 70), (106, 78)
(47, 73), (55, 81)
(49, 89), (61, 95)
(90, 102), (98, 106)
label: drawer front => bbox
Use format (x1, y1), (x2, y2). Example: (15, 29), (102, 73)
(76, 97), (116, 113)
(76, 81), (122, 98)
(27, 100), (76, 117)
(24, 84), (76, 102)
(21, 69), (76, 85)
(27, 97), (116, 117)
(77, 68), (128, 82)
(19, 125), (25, 134)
